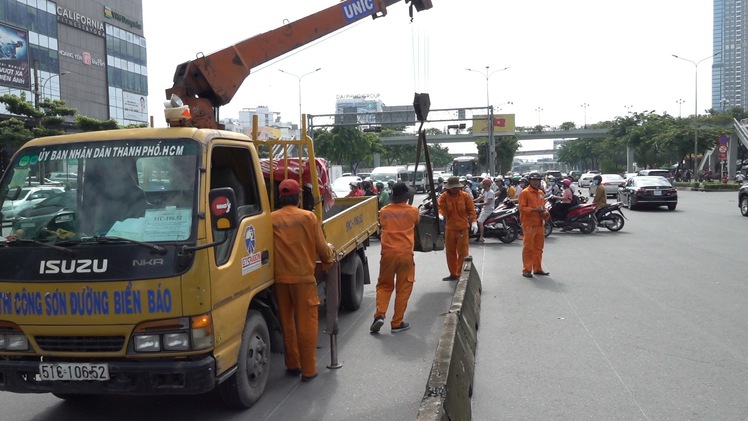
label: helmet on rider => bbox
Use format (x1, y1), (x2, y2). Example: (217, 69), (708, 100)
(376, 181), (384, 189)
(350, 181), (359, 189)
(459, 176), (467, 182)
(547, 175), (555, 183)
(528, 171), (542, 180)
(593, 175), (602, 183)
(482, 178), (492, 186)
(519, 177), (529, 185)
(512, 176), (521, 182)
(387, 179), (395, 186)
(466, 174), (473, 180)
(562, 179), (572, 187)
(437, 176), (444, 183)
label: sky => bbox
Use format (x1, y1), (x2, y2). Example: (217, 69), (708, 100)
(142, 0), (714, 154)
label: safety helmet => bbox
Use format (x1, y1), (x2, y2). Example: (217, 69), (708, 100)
(438, 177), (444, 183)
(466, 174), (473, 180)
(547, 175), (555, 182)
(528, 171), (542, 180)
(512, 176), (521, 182)
(376, 181), (384, 189)
(387, 179), (395, 186)
(593, 175), (603, 182)
(562, 179), (572, 187)
(482, 178), (492, 185)
(459, 176), (467, 182)
(349, 181), (358, 188)
(519, 177), (529, 184)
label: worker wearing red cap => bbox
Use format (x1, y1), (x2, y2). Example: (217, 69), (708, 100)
(272, 178), (335, 381)
(370, 182), (420, 334)
(437, 176), (478, 281)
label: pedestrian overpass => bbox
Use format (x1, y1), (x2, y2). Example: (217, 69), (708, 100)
(378, 128), (609, 146)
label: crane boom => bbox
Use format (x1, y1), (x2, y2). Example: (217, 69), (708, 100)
(166, 0), (432, 129)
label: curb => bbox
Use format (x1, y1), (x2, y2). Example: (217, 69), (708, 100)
(417, 256), (482, 420)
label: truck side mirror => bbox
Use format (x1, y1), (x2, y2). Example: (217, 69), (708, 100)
(209, 187), (237, 232)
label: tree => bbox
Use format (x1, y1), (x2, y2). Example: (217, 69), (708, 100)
(314, 126), (382, 173)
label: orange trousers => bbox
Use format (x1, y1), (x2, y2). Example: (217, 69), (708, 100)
(445, 228), (470, 278)
(375, 254), (415, 327)
(275, 283), (319, 377)
(522, 224), (545, 273)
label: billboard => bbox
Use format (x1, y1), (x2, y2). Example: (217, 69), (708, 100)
(0, 23), (30, 90)
(472, 114), (516, 135)
(123, 91), (147, 121)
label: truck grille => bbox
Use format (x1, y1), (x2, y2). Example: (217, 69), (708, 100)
(35, 336), (126, 352)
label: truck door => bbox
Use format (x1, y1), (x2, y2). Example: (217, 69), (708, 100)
(208, 145), (273, 304)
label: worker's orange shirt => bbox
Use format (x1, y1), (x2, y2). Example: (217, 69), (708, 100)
(379, 201), (420, 256)
(272, 205), (334, 284)
(519, 185), (548, 227)
(437, 190), (477, 230)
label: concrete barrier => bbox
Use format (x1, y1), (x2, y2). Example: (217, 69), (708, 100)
(417, 256), (482, 420)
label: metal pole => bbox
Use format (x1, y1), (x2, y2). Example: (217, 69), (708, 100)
(279, 68), (322, 130)
(466, 66), (509, 176)
(672, 52), (720, 172)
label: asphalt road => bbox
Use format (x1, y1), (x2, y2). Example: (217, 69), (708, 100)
(1, 189), (746, 420)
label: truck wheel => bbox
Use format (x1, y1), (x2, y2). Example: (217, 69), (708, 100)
(341, 254), (364, 311)
(219, 310), (270, 409)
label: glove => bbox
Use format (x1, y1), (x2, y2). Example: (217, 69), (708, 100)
(439, 214), (444, 221)
(471, 222), (478, 234)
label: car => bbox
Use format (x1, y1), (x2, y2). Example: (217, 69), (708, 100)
(356, 172), (371, 180)
(331, 175), (361, 198)
(617, 176), (677, 210)
(568, 171), (583, 181)
(12, 191), (77, 238)
(544, 170), (563, 182)
(739, 183), (748, 216)
(369, 166), (408, 184)
(589, 173), (625, 197)
(47, 172), (79, 187)
(637, 169), (673, 183)
(2, 186), (66, 221)
(623, 172), (638, 180)
(578, 171), (600, 187)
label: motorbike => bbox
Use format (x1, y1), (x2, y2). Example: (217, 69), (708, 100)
(472, 198), (520, 243)
(545, 196), (597, 234)
(497, 198), (552, 238)
(594, 202), (626, 231)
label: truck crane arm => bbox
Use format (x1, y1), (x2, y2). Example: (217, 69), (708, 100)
(166, 0), (432, 129)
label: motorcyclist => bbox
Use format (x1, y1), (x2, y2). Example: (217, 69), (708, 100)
(591, 174), (607, 216)
(475, 178), (496, 243)
(550, 178), (574, 223)
(346, 181), (363, 197)
(436, 176), (445, 193)
(376, 181), (389, 210)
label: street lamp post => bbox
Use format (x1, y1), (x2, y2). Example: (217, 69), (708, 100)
(279, 67), (322, 132)
(41, 71), (70, 100)
(466, 65), (510, 176)
(676, 98), (685, 118)
(581, 103), (589, 128)
(672, 52), (721, 171)
(534, 107), (543, 126)
(624, 105), (634, 115)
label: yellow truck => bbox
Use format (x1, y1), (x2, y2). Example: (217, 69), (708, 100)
(0, 126), (378, 408)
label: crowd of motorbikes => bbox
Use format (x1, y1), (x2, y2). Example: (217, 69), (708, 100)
(417, 184), (626, 245)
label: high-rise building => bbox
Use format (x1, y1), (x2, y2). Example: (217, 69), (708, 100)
(713, 0), (744, 111)
(0, 0), (146, 126)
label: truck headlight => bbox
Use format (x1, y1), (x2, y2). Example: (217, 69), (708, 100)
(131, 314), (213, 353)
(4, 334), (29, 351)
(133, 334), (161, 352)
(163, 333), (189, 351)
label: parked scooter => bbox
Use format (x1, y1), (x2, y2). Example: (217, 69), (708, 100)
(546, 197), (597, 234)
(594, 202), (626, 231)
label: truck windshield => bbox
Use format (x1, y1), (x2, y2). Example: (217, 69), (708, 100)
(0, 139), (199, 244)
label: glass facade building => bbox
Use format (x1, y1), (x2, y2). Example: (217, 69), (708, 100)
(0, 0), (146, 126)
(713, 0), (745, 111)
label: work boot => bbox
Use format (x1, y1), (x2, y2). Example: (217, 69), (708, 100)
(370, 316), (384, 333)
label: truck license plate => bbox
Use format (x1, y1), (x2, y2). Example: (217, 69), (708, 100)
(39, 363), (110, 381)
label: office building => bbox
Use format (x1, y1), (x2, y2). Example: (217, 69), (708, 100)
(713, 0), (745, 111)
(0, 0), (147, 126)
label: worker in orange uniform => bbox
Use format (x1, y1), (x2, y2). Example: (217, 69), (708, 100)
(519, 172), (550, 278)
(370, 182), (420, 334)
(272, 179), (335, 381)
(437, 176), (478, 281)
